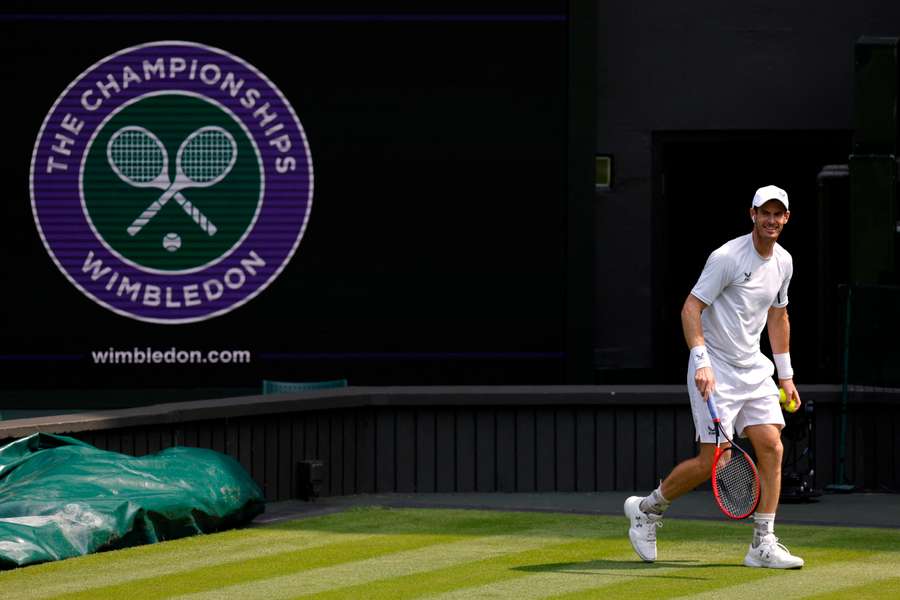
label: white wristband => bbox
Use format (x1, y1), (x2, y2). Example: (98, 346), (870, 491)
(774, 352), (793, 380)
(691, 345), (712, 370)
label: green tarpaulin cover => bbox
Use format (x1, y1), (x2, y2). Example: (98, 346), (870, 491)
(0, 433), (264, 569)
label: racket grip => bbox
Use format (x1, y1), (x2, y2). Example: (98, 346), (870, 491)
(705, 395), (720, 421)
(174, 193), (217, 236)
(127, 201), (163, 236)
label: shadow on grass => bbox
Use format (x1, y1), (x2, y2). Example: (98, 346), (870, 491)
(513, 559), (735, 580)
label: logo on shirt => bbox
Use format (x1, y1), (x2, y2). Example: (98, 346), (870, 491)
(706, 425), (716, 436)
(743, 271), (752, 282)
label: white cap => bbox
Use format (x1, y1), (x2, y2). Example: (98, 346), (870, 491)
(752, 185), (789, 210)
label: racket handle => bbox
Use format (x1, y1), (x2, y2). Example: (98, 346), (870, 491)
(174, 193), (218, 236)
(127, 201), (164, 236)
(126, 193), (218, 237)
(706, 394), (720, 422)
(126, 188), (177, 236)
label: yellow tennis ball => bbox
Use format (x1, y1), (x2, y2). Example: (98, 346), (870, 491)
(779, 388), (798, 413)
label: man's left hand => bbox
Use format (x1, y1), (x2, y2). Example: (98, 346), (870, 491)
(780, 379), (800, 410)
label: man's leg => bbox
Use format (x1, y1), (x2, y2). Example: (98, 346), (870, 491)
(624, 443), (717, 562)
(659, 443), (717, 500)
(741, 423), (803, 569)
(743, 424), (782, 513)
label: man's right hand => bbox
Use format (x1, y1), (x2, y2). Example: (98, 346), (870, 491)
(694, 366), (716, 400)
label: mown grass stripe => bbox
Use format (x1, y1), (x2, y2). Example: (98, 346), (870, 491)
(169, 531), (574, 600)
(682, 553), (900, 600)
(0, 531), (378, 600)
(45, 533), (461, 600)
(423, 542), (891, 600)
(0, 512), (386, 596)
(305, 539), (640, 600)
(299, 507), (622, 539)
(804, 576), (900, 599)
(418, 538), (757, 600)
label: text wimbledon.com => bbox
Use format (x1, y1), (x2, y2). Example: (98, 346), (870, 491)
(92, 347), (251, 365)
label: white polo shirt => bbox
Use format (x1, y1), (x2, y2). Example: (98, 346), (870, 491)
(690, 233), (792, 381)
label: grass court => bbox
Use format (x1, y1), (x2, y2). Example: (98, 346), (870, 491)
(1, 507), (898, 599)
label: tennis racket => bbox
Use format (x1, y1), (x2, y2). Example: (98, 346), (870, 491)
(107, 126), (225, 237)
(706, 394), (761, 519)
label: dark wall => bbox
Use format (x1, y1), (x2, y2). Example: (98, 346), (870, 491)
(594, 1), (900, 379)
(67, 404), (699, 500)
(3, 386), (895, 498)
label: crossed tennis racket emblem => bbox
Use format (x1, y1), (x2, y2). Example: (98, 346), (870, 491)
(106, 125), (238, 237)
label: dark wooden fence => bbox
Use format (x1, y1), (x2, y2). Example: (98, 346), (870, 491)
(1, 386), (897, 501)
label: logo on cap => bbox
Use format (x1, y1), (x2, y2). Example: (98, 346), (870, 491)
(30, 41), (313, 324)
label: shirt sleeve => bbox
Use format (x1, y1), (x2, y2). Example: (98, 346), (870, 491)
(690, 248), (734, 306)
(772, 255), (793, 308)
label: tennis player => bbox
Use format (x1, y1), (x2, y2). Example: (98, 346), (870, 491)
(625, 185), (804, 569)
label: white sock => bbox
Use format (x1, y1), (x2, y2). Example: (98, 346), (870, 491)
(639, 486), (670, 515)
(752, 512), (775, 546)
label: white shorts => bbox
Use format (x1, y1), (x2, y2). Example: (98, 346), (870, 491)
(687, 352), (784, 443)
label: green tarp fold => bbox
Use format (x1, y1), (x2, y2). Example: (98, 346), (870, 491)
(0, 433), (264, 569)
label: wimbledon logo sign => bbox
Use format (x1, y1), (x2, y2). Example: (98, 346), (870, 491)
(30, 41), (313, 324)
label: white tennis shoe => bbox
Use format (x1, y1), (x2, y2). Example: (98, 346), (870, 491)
(624, 496), (662, 562)
(744, 534), (804, 569)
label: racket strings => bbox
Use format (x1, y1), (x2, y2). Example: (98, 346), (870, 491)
(181, 131), (234, 183)
(714, 450), (760, 517)
(109, 130), (165, 183)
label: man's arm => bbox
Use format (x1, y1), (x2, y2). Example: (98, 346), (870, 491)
(767, 305), (800, 407)
(682, 294), (715, 399)
(681, 294), (707, 349)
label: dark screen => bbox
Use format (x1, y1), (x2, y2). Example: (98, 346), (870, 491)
(0, 4), (570, 396)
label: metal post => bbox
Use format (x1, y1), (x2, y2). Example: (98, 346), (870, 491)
(828, 285), (855, 492)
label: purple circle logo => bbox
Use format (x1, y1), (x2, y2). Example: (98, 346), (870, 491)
(30, 41), (313, 324)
